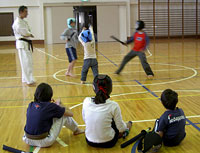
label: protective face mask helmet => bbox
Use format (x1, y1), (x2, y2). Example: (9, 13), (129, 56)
(135, 20), (145, 30)
(81, 30), (92, 43)
(67, 18), (76, 29)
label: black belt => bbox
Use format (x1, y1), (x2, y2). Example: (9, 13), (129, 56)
(25, 132), (49, 140)
(19, 38), (33, 52)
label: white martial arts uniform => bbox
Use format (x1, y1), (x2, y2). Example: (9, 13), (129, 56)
(12, 17), (35, 84)
(23, 116), (78, 147)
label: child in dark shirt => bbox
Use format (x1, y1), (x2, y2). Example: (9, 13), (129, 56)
(23, 83), (84, 147)
(155, 89), (186, 146)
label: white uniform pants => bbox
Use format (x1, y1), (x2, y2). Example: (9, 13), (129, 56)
(18, 48), (35, 84)
(23, 116), (78, 147)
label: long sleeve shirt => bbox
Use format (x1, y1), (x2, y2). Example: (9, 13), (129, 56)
(78, 26), (96, 59)
(82, 97), (127, 143)
(60, 28), (78, 49)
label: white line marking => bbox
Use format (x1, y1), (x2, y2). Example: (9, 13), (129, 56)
(77, 115), (200, 127)
(147, 48), (152, 57)
(33, 147), (40, 153)
(35, 48), (67, 61)
(56, 137), (68, 147)
(35, 47), (127, 62)
(187, 115), (200, 119)
(69, 103), (83, 109)
(52, 63), (114, 86)
(111, 91), (149, 97)
(69, 89), (200, 110)
(114, 63), (198, 87)
(0, 67), (198, 80)
(52, 62), (198, 87)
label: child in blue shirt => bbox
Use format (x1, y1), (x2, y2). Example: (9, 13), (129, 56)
(155, 89), (186, 146)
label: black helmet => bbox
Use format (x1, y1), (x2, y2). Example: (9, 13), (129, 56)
(135, 20), (145, 30)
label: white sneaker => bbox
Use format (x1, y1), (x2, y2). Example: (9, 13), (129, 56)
(147, 75), (154, 79)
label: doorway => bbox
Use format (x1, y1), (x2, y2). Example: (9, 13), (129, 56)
(73, 6), (97, 41)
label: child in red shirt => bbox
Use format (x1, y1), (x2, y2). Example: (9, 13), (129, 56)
(115, 20), (154, 79)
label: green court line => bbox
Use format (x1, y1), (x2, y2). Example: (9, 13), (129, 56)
(29, 146), (34, 152)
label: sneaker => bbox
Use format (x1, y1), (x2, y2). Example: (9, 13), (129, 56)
(147, 75), (154, 79)
(81, 81), (85, 84)
(146, 144), (162, 153)
(127, 121), (133, 130)
(114, 71), (120, 75)
(27, 82), (36, 87)
(73, 128), (85, 135)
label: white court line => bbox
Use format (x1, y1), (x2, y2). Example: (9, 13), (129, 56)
(1, 66), (199, 80)
(147, 48), (152, 57)
(77, 115), (200, 127)
(56, 137), (68, 147)
(68, 89), (152, 110)
(0, 75), (53, 80)
(1, 67), (197, 80)
(32, 137), (67, 153)
(53, 62), (198, 87)
(33, 147), (40, 153)
(52, 63), (114, 86)
(69, 103), (83, 109)
(114, 63), (198, 87)
(35, 48), (67, 61)
(35, 47), (129, 62)
(36, 44), (153, 60)
(111, 91), (150, 98)
(69, 89), (200, 110)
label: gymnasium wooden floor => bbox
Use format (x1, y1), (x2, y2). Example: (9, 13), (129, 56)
(0, 38), (200, 153)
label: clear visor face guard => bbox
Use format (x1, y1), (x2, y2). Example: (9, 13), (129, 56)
(135, 22), (139, 29)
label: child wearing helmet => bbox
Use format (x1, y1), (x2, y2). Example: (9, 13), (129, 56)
(82, 74), (132, 148)
(78, 24), (98, 84)
(60, 18), (78, 77)
(115, 20), (154, 79)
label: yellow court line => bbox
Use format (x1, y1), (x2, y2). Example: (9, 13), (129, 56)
(1, 94), (200, 109)
(0, 105), (28, 109)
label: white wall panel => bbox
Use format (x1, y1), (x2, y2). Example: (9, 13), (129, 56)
(97, 5), (119, 42)
(51, 6), (73, 43)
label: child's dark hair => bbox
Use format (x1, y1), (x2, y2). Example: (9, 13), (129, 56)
(19, 5), (27, 14)
(34, 83), (53, 102)
(82, 23), (89, 30)
(93, 75), (112, 104)
(161, 89), (178, 110)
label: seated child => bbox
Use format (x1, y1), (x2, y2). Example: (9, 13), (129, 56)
(23, 83), (84, 147)
(78, 25), (98, 84)
(155, 89), (186, 147)
(82, 74), (132, 148)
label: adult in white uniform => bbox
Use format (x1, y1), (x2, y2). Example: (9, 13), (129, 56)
(12, 6), (35, 86)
